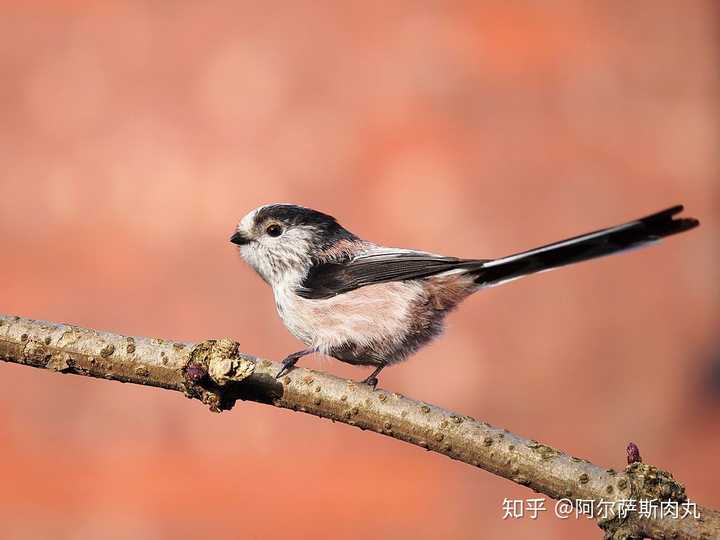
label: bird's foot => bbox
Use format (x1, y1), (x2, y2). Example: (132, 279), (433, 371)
(275, 348), (315, 379)
(276, 357), (299, 379)
(361, 375), (379, 389)
(359, 364), (385, 389)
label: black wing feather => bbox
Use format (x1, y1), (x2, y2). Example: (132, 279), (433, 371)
(297, 252), (485, 299)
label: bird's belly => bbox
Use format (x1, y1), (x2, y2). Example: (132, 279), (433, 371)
(274, 281), (425, 354)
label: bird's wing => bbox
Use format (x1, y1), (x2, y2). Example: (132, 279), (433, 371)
(297, 248), (485, 299)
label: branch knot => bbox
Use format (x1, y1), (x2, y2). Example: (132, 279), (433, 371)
(183, 338), (255, 412)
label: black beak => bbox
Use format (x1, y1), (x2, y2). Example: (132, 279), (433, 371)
(230, 231), (251, 245)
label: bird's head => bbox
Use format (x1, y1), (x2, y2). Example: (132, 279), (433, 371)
(231, 204), (356, 286)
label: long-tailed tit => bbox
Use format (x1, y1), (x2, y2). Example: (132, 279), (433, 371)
(230, 204), (698, 386)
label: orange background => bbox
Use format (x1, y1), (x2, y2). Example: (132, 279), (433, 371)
(1, 2), (718, 539)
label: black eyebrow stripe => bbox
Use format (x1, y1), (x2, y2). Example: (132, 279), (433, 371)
(254, 204), (339, 228)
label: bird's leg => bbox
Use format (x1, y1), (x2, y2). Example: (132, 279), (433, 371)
(361, 363), (386, 389)
(276, 348), (315, 379)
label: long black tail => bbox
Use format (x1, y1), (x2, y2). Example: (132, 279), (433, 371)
(473, 205), (699, 288)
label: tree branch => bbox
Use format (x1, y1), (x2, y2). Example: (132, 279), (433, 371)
(1, 313), (717, 539)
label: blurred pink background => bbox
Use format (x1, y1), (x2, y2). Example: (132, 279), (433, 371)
(1, 2), (718, 539)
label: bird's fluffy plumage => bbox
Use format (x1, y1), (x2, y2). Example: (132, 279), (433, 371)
(231, 203), (699, 379)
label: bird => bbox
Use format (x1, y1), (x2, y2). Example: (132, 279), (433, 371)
(230, 203), (699, 387)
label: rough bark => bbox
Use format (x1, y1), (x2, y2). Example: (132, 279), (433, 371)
(0, 313), (717, 539)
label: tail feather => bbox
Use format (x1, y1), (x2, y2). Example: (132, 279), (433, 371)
(473, 205), (699, 288)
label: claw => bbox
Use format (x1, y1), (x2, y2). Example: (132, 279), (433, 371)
(359, 364), (385, 389)
(275, 364), (291, 379)
(275, 355), (301, 379)
(362, 376), (379, 389)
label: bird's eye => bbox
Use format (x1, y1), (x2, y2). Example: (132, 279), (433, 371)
(266, 224), (283, 237)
